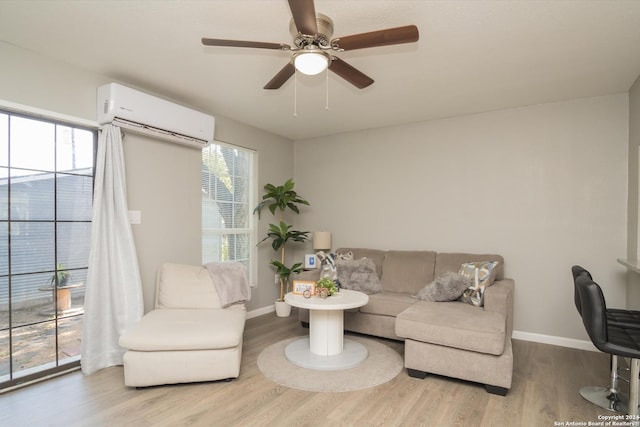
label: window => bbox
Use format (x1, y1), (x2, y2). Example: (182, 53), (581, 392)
(0, 110), (96, 389)
(201, 142), (256, 284)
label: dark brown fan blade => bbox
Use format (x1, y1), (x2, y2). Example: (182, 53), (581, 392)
(264, 63), (295, 90)
(328, 57), (374, 89)
(334, 25), (419, 51)
(288, 0), (318, 35)
(202, 38), (290, 50)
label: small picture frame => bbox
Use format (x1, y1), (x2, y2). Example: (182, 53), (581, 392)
(304, 254), (317, 269)
(292, 280), (316, 296)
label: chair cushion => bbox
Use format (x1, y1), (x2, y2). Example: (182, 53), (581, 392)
(396, 301), (506, 355)
(119, 308), (246, 351)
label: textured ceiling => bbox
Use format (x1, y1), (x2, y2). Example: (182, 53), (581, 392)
(1, 1), (640, 140)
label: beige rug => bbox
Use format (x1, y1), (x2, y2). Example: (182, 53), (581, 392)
(257, 335), (404, 392)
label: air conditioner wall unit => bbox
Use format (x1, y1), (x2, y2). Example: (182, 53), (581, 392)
(97, 83), (215, 148)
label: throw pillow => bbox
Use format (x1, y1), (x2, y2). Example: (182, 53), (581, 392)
(416, 272), (471, 302)
(336, 258), (382, 294)
(458, 261), (499, 307)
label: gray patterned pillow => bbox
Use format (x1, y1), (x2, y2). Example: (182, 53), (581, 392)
(458, 261), (499, 307)
(336, 258), (382, 294)
(416, 272), (472, 302)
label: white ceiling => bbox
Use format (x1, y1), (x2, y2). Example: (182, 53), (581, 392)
(1, 1), (640, 141)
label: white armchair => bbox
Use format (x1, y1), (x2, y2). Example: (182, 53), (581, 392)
(118, 263), (247, 387)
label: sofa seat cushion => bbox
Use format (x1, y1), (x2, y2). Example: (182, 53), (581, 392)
(395, 301), (506, 355)
(120, 308), (246, 351)
(359, 292), (417, 317)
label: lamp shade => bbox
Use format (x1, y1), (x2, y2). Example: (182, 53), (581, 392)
(313, 231), (332, 250)
(294, 51), (329, 76)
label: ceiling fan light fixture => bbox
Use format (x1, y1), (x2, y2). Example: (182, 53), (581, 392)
(294, 51), (329, 75)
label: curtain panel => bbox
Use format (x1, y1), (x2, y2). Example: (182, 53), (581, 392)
(81, 124), (143, 375)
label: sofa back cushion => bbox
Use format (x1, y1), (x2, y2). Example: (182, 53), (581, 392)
(381, 251), (437, 294)
(155, 263), (222, 309)
(435, 253), (504, 280)
(336, 248), (386, 278)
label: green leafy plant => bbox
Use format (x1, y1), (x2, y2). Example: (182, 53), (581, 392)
(254, 179), (310, 302)
(316, 277), (338, 296)
(49, 263), (71, 287)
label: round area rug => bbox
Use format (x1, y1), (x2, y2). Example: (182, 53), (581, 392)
(257, 335), (403, 392)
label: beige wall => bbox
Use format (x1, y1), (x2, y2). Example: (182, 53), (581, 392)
(627, 75), (640, 306)
(294, 94), (629, 343)
(0, 41), (292, 314)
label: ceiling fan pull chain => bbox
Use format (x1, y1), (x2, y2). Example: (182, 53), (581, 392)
(293, 70), (298, 117)
(325, 67), (329, 111)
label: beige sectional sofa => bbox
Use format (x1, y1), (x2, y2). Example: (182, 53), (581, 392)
(296, 248), (514, 395)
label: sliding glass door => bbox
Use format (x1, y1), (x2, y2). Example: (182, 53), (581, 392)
(0, 110), (95, 389)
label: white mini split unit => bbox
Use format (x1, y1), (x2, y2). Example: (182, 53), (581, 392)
(97, 83), (215, 149)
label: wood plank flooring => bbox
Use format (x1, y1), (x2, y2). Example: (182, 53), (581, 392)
(0, 309), (615, 426)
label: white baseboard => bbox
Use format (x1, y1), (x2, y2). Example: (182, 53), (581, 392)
(512, 330), (597, 352)
(247, 304), (274, 319)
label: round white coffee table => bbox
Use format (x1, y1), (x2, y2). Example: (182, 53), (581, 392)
(284, 289), (369, 371)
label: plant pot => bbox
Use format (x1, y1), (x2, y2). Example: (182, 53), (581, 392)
(56, 287), (72, 312)
(274, 300), (292, 317)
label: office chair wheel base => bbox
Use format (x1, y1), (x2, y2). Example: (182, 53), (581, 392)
(580, 386), (628, 413)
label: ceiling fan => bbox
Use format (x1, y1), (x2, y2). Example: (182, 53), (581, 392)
(201, 0), (419, 90)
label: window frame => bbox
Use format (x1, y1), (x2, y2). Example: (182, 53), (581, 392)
(201, 140), (258, 287)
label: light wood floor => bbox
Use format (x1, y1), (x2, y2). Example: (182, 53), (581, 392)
(0, 309), (616, 426)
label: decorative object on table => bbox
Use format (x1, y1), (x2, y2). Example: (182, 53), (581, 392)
(316, 277), (338, 298)
(253, 179), (310, 316)
(292, 280), (316, 296)
(304, 253), (317, 269)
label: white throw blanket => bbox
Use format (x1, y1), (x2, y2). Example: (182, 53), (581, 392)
(203, 262), (250, 308)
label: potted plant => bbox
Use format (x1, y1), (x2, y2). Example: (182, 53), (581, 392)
(49, 263), (73, 311)
(316, 277), (338, 298)
(254, 179), (310, 317)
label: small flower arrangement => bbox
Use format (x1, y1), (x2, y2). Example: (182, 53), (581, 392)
(316, 277), (338, 298)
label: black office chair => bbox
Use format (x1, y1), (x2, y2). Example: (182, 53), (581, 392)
(575, 274), (640, 415)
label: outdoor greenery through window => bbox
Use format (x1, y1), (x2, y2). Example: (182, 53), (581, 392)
(201, 142), (256, 284)
(0, 110), (95, 389)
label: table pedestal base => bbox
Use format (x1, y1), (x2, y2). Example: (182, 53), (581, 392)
(285, 337), (368, 371)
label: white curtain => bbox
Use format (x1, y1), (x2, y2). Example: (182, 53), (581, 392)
(81, 124), (144, 375)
